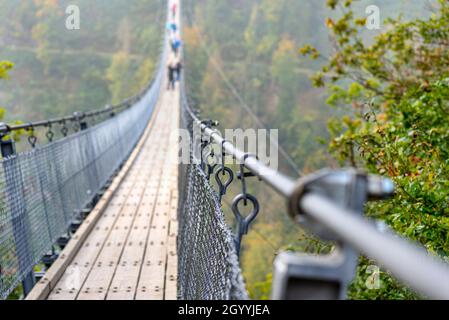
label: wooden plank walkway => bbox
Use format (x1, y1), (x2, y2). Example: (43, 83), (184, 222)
(27, 73), (180, 300)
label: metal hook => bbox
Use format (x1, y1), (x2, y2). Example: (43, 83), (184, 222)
(199, 120), (219, 171)
(27, 126), (37, 148)
(215, 166), (234, 202)
(231, 193), (260, 257)
(60, 121), (69, 137)
(72, 121), (80, 132)
(214, 139), (234, 202)
(46, 123), (54, 142)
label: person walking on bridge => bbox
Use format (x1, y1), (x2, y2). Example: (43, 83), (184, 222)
(175, 57), (183, 82)
(167, 55), (177, 91)
(171, 36), (182, 56)
(169, 22), (177, 33)
(166, 22), (177, 40)
(171, 3), (177, 19)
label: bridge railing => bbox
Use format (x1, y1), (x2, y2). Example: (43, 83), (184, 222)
(179, 73), (449, 299)
(178, 75), (249, 300)
(0, 26), (168, 301)
(0, 98), (144, 152)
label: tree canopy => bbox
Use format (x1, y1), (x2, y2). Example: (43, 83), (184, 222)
(0, 60), (13, 121)
(0, 0), (162, 122)
(301, 0), (449, 299)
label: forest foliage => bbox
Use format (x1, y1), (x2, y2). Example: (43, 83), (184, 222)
(0, 60), (13, 121)
(301, 0), (449, 299)
(0, 0), (163, 298)
(0, 0), (163, 122)
(2, 0), (448, 300)
(183, 0), (335, 299)
(184, 0), (447, 299)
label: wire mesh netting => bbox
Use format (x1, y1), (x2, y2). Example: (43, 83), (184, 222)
(178, 80), (248, 300)
(0, 50), (166, 300)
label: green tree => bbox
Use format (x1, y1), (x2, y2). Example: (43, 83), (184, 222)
(0, 60), (13, 79)
(0, 0), (163, 121)
(301, 0), (449, 299)
(106, 52), (134, 104)
(271, 37), (298, 126)
(0, 60), (13, 120)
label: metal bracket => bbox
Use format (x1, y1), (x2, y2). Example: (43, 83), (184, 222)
(57, 235), (71, 250)
(287, 168), (394, 241)
(0, 123), (15, 158)
(200, 119), (219, 129)
(272, 246), (357, 300)
(73, 112), (88, 131)
(0, 122), (10, 135)
(69, 217), (83, 234)
(42, 251), (59, 269)
(80, 121), (88, 131)
(272, 168), (394, 300)
(0, 138), (16, 158)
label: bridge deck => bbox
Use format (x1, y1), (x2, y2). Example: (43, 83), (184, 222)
(28, 78), (180, 300)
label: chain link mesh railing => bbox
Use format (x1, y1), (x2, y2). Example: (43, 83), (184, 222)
(178, 80), (248, 300)
(0, 43), (167, 300)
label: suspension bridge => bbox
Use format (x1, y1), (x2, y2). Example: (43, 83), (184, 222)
(1, 0), (449, 301)
(33, 68), (179, 300)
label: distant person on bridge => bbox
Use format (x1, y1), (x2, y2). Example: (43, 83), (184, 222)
(175, 57), (183, 82)
(167, 55), (177, 91)
(170, 37), (182, 56)
(171, 3), (177, 19)
(169, 22), (177, 33)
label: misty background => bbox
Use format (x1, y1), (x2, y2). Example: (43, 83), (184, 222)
(0, 0), (435, 299)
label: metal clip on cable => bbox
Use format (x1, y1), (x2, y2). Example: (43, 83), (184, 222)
(287, 168), (394, 240)
(46, 123), (55, 143)
(199, 119), (219, 172)
(200, 137), (210, 172)
(200, 119), (219, 128)
(215, 140), (234, 203)
(0, 122), (10, 136)
(205, 149), (219, 181)
(272, 168), (395, 300)
(60, 120), (69, 137)
(232, 154), (260, 257)
(27, 125), (37, 148)
(74, 112), (88, 131)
